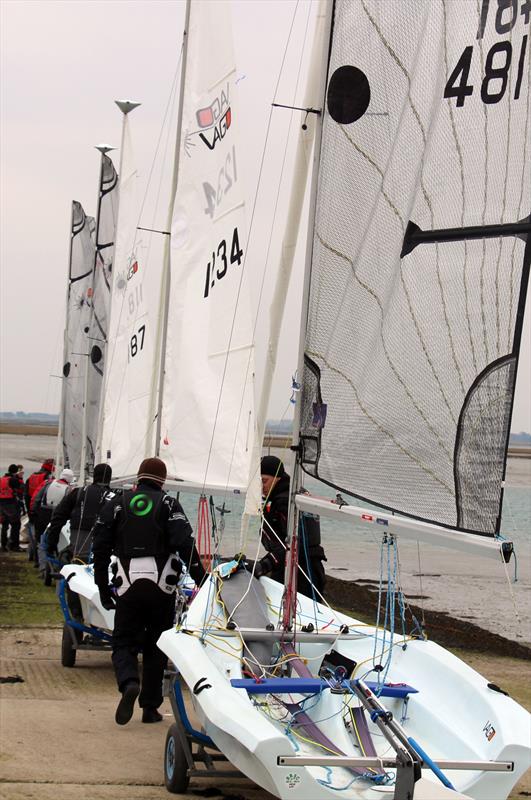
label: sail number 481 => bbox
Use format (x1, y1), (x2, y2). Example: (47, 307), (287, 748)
(444, 0), (529, 107)
(204, 227), (243, 298)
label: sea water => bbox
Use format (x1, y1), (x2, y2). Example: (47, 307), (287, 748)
(1, 433), (529, 644)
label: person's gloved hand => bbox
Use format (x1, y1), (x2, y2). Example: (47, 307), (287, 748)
(99, 588), (116, 610)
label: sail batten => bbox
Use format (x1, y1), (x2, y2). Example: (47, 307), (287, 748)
(299, 0), (530, 536)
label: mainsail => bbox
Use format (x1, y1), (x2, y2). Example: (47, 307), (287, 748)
(84, 151), (119, 474)
(160, 0), (259, 504)
(299, 0), (530, 535)
(58, 201), (96, 474)
(98, 109), (161, 478)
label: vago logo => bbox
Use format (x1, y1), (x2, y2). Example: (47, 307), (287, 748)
(195, 83), (232, 151)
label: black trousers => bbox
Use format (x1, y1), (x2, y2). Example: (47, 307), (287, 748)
(0, 503), (21, 549)
(112, 580), (175, 709)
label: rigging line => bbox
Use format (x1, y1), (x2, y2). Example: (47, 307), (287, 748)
(362, 0), (467, 399)
(306, 347), (454, 495)
(508, 49), (530, 349)
(315, 232), (454, 461)
(415, 541), (426, 633)
(441, 0), (478, 376)
(474, 0), (491, 363)
(493, 15), (517, 357)
(215, 2), (315, 509)
(198, 0), (306, 495)
(104, 60), (182, 454)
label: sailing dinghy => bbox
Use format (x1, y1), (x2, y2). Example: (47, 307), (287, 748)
(157, 0), (530, 798)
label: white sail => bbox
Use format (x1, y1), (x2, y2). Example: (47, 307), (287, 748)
(160, 0), (259, 505)
(99, 111), (162, 479)
(84, 152), (119, 474)
(58, 201), (96, 475)
(299, 0), (530, 536)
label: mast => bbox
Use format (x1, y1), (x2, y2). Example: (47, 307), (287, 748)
(56, 202), (77, 474)
(79, 143), (115, 485)
(282, 0), (335, 630)
(153, 0), (191, 457)
(92, 101), (140, 469)
(255, 0), (332, 458)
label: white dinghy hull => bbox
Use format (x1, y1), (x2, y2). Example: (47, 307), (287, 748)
(158, 575), (530, 800)
(59, 564), (114, 631)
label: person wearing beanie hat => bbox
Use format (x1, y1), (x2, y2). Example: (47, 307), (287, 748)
(47, 463), (113, 564)
(31, 467), (76, 575)
(252, 456), (326, 599)
(92, 456), (206, 726)
(0, 465), (23, 551)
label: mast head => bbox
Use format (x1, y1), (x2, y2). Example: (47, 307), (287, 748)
(95, 143), (115, 155)
(115, 100), (141, 115)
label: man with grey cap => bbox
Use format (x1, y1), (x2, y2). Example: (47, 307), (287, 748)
(92, 457), (206, 725)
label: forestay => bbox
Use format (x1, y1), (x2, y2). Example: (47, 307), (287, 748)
(85, 153), (119, 472)
(59, 201), (96, 474)
(300, 0), (530, 535)
(161, 0), (259, 505)
(99, 115), (161, 478)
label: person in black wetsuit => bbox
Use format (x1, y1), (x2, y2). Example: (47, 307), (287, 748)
(92, 457), (206, 726)
(46, 463), (112, 562)
(254, 455), (326, 598)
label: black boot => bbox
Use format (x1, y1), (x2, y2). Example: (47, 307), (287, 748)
(115, 680), (140, 725)
(142, 707), (163, 723)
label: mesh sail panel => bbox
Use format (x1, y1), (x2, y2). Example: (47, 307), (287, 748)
(301, 0), (530, 534)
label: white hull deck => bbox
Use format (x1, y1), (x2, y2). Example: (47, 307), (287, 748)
(158, 574), (530, 800)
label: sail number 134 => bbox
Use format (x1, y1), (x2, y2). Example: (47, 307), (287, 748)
(203, 227), (243, 298)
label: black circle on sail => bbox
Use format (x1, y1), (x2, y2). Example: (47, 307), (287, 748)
(63, 362), (71, 377)
(90, 345), (102, 365)
(327, 65), (370, 124)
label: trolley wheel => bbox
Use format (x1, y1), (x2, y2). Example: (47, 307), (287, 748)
(61, 623), (80, 668)
(164, 723), (190, 794)
(44, 562), (53, 587)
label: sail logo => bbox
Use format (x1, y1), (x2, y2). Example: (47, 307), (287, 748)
(483, 721), (496, 742)
(127, 260), (139, 280)
(192, 83), (232, 152)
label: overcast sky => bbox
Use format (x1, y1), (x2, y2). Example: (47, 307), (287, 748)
(1, 0), (530, 433)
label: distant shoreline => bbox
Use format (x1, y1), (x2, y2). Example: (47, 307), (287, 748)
(2, 425), (530, 458)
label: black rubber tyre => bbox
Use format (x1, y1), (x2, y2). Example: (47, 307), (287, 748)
(164, 724), (190, 793)
(61, 623), (80, 668)
(44, 562), (53, 587)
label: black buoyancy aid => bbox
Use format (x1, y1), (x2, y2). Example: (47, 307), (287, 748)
(266, 485), (323, 555)
(116, 489), (168, 559)
(70, 484), (108, 532)
(0, 476), (15, 501)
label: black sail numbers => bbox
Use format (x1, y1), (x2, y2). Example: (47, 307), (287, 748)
(203, 227), (243, 299)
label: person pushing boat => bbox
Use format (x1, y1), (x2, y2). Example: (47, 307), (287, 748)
(92, 457), (206, 725)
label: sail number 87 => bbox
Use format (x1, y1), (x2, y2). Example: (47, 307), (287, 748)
(130, 324), (145, 357)
(204, 227), (243, 298)
(444, 36), (528, 106)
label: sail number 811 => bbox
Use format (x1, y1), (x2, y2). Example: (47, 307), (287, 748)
(204, 227), (243, 299)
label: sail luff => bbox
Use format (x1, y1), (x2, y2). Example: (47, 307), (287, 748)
(79, 146), (114, 484)
(94, 106), (139, 469)
(56, 201), (77, 475)
(282, 0), (335, 630)
(153, 0), (192, 459)
(255, 0), (331, 459)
